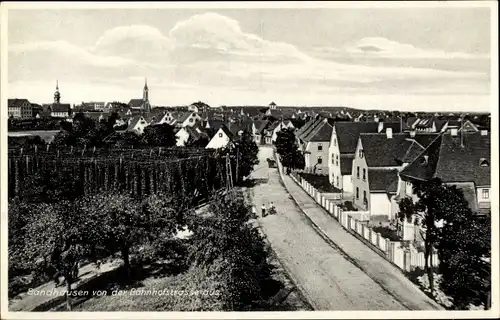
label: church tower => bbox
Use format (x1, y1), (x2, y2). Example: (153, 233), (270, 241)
(143, 78), (150, 112)
(54, 80), (61, 104)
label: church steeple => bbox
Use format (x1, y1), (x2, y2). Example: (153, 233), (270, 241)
(142, 78), (150, 112)
(54, 80), (61, 104)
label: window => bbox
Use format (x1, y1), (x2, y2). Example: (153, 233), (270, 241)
(335, 155), (339, 166)
(333, 138), (337, 146)
(363, 191), (367, 203)
(362, 168), (366, 181)
(331, 153), (335, 164)
(357, 166), (360, 179)
(359, 149), (364, 158)
(189, 118), (194, 122)
(405, 182), (412, 195)
(356, 187), (359, 199)
(318, 144), (323, 151)
(336, 176), (340, 187)
(317, 156), (323, 164)
(218, 133), (223, 138)
(482, 189), (490, 199)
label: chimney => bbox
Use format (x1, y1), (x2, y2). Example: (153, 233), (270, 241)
(378, 121), (384, 133)
(450, 128), (458, 136)
(386, 128), (393, 139)
(481, 130), (488, 136)
(410, 130), (416, 138)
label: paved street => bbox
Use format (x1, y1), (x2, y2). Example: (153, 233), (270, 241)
(245, 146), (441, 310)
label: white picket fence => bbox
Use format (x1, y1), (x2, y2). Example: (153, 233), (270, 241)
(289, 170), (439, 272)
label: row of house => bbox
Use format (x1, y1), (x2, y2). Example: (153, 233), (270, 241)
(294, 115), (491, 221)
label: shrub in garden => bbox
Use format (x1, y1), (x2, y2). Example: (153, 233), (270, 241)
(188, 189), (274, 310)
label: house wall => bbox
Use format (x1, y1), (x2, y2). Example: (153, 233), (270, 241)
(477, 187), (491, 209)
(343, 175), (353, 195)
(9, 101), (33, 119)
(305, 141), (329, 174)
(328, 126), (340, 186)
(369, 193), (392, 217)
(206, 128), (231, 149)
(389, 195), (399, 220)
(352, 139), (369, 209)
(182, 113), (201, 127)
(132, 118), (148, 135)
(176, 128), (190, 146)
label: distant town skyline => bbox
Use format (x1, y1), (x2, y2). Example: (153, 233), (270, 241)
(7, 5), (494, 112)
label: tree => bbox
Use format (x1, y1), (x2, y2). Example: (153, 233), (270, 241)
(188, 190), (273, 310)
(141, 123), (176, 147)
(233, 131), (259, 183)
(19, 201), (93, 310)
(185, 134), (210, 148)
(80, 191), (187, 272)
(80, 192), (142, 272)
(397, 178), (474, 296)
(275, 128), (304, 172)
(437, 190), (490, 309)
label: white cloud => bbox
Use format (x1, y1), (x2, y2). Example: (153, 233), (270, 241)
(91, 25), (174, 62)
(315, 37), (490, 60)
(8, 14), (491, 111)
(168, 12), (309, 62)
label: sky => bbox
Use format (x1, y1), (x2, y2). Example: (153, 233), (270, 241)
(7, 6), (494, 112)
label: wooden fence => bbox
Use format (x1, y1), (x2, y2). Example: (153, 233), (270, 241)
(289, 171), (440, 272)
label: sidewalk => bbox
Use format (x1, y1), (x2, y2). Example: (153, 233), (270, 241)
(276, 157), (442, 310)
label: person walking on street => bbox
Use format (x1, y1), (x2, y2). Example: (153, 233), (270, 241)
(261, 204), (267, 217)
(268, 202), (276, 215)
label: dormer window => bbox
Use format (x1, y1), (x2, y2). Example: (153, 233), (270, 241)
(480, 158), (489, 167)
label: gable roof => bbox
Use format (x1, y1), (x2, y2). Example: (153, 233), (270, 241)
(8, 98), (30, 107)
(295, 118), (317, 137)
(128, 99), (144, 108)
(334, 122), (402, 154)
(303, 118), (335, 142)
(127, 115), (145, 131)
(400, 132), (491, 186)
(368, 169), (399, 193)
(51, 103), (71, 113)
(299, 118), (324, 141)
(360, 133), (437, 167)
(340, 154), (354, 175)
(254, 120), (270, 133)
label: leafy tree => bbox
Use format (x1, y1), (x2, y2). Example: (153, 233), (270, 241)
(233, 131), (259, 183)
(18, 201), (93, 310)
(141, 123), (177, 147)
(106, 112), (120, 131)
(188, 190), (273, 310)
(80, 192), (142, 271)
(80, 191), (187, 272)
(437, 197), (490, 309)
(115, 131), (142, 148)
(397, 178), (474, 296)
(275, 128), (304, 172)
(185, 134), (210, 148)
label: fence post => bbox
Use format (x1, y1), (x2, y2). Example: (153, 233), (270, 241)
(347, 216), (351, 230)
(376, 232), (381, 249)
